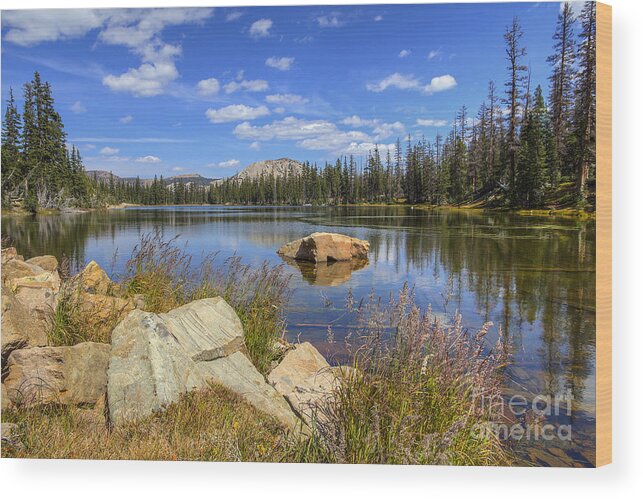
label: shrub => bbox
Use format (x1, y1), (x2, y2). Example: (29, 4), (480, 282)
(299, 284), (512, 466)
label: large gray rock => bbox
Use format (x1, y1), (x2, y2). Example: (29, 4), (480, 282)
(157, 298), (244, 361)
(3, 342), (110, 407)
(268, 342), (337, 425)
(107, 309), (205, 425)
(277, 232), (369, 263)
(197, 351), (301, 431)
(107, 298), (300, 430)
(1, 286), (49, 361)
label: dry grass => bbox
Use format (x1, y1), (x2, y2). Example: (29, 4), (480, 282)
(298, 285), (512, 466)
(47, 287), (131, 346)
(1, 384), (296, 462)
(122, 232), (291, 374)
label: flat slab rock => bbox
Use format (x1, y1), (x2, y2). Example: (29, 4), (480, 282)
(277, 232), (369, 263)
(107, 298), (300, 431)
(1, 285), (49, 359)
(3, 342), (110, 407)
(268, 342), (338, 425)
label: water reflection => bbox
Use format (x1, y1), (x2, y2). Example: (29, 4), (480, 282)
(280, 256), (369, 286)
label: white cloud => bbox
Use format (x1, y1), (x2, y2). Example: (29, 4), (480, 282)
(424, 74), (457, 94)
(2, 9), (109, 46)
(119, 115), (134, 124)
(234, 116), (396, 156)
(172, 166), (185, 172)
(341, 115), (379, 127)
(366, 73), (421, 93)
(249, 19), (272, 38)
(71, 101), (86, 113)
(226, 11), (243, 22)
(205, 104), (270, 123)
(217, 159), (240, 168)
(427, 49), (442, 60)
(95, 9), (214, 97)
(398, 49), (411, 58)
(372, 122), (405, 141)
(249, 141), (261, 150)
(265, 93), (308, 105)
(265, 56), (294, 71)
(416, 118), (448, 127)
(367, 72), (457, 95)
(317, 13), (343, 28)
(224, 78), (269, 94)
(374, 15), (383, 22)
(196, 77), (220, 96)
(100, 146), (119, 155)
(135, 155), (161, 163)
(274, 107), (286, 114)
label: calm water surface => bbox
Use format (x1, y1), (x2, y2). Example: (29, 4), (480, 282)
(1, 206), (596, 466)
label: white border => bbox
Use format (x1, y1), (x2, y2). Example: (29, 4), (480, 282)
(1, 0), (641, 496)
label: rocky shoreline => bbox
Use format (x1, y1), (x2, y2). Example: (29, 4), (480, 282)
(1, 244), (342, 450)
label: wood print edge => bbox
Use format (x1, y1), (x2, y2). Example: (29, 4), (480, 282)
(595, 1), (612, 468)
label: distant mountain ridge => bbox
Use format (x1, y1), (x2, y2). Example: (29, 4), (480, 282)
(86, 158), (303, 188)
(229, 158), (303, 182)
(86, 171), (218, 187)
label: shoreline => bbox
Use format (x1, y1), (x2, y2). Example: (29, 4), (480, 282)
(2, 202), (595, 219)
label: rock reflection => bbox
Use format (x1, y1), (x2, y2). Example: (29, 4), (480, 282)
(281, 256), (369, 286)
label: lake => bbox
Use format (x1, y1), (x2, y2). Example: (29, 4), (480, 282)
(1, 205), (596, 466)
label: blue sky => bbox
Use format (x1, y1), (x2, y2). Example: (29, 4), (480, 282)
(1, 3), (570, 178)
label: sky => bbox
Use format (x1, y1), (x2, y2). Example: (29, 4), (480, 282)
(1, 3), (575, 178)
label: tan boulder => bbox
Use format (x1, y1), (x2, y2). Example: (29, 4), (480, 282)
(267, 342), (337, 425)
(1, 286), (49, 359)
(25, 255), (59, 272)
(70, 260), (116, 295)
(11, 275), (59, 333)
(2, 258), (45, 282)
(3, 342), (110, 407)
(1, 383), (12, 410)
(1, 247), (23, 265)
(277, 232), (369, 263)
(76, 292), (135, 325)
(11, 269), (61, 294)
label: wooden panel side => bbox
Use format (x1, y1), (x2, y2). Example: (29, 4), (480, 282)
(595, 1), (612, 468)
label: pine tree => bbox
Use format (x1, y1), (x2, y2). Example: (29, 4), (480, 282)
(516, 86), (551, 208)
(572, 1), (596, 199)
(1, 88), (22, 198)
(548, 2), (576, 184)
(503, 17), (528, 202)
